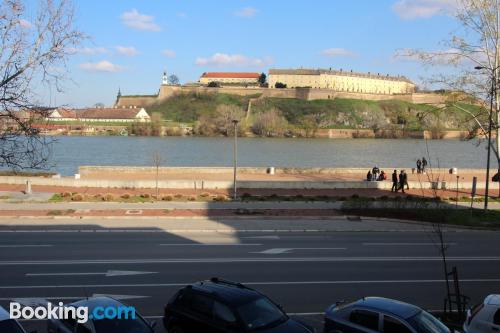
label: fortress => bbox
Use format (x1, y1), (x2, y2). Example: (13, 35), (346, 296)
(115, 69), (446, 108)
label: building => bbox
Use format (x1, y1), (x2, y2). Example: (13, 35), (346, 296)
(199, 72), (260, 86)
(48, 107), (151, 123)
(268, 68), (415, 95)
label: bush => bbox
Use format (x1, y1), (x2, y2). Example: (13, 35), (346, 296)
(141, 193), (151, 199)
(200, 192), (210, 198)
(274, 82), (287, 88)
(121, 193), (131, 199)
(103, 193), (114, 201)
(71, 194), (84, 201)
(162, 195), (173, 201)
(213, 194), (228, 202)
(62, 192), (72, 198)
(187, 195), (196, 201)
(174, 193), (183, 199)
(351, 194), (360, 199)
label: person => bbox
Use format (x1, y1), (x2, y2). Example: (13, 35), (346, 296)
(416, 159), (422, 174)
(399, 170), (405, 193)
(422, 157), (428, 173)
(366, 170), (372, 181)
(391, 170), (398, 192)
(372, 166), (380, 181)
(379, 170), (387, 181)
(403, 170), (409, 190)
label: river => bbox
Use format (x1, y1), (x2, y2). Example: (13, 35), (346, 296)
(42, 136), (493, 176)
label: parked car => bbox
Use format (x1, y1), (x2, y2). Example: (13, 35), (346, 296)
(48, 296), (155, 333)
(0, 305), (29, 332)
(163, 277), (315, 333)
(463, 294), (500, 333)
(324, 297), (450, 333)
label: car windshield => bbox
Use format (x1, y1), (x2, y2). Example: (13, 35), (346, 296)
(92, 317), (152, 333)
(408, 310), (450, 333)
(237, 297), (287, 330)
(0, 319), (25, 333)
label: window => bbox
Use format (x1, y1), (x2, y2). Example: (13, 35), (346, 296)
(384, 316), (412, 333)
(494, 309), (500, 326)
(190, 294), (214, 317)
(214, 301), (236, 323)
(349, 309), (379, 331)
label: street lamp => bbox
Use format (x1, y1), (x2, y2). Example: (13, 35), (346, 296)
(232, 119), (239, 200)
(474, 65), (496, 210)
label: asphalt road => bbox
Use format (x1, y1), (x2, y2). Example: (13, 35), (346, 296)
(1, 223), (499, 332)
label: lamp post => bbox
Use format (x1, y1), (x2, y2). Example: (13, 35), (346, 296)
(474, 66), (497, 210)
(232, 119), (239, 200)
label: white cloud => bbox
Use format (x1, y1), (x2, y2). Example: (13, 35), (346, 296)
(67, 47), (109, 55)
(19, 19), (32, 29)
(115, 46), (139, 56)
(162, 49), (176, 58)
(320, 48), (358, 58)
(392, 0), (457, 20)
(79, 60), (123, 73)
(234, 7), (258, 18)
(195, 53), (272, 67)
(176, 12), (187, 18)
(121, 9), (161, 31)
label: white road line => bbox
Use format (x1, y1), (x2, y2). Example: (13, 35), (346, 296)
(254, 248), (347, 254)
(0, 244), (52, 248)
(0, 256), (497, 265)
(0, 294), (149, 301)
(158, 243), (262, 246)
(363, 243), (457, 246)
(0, 278), (499, 289)
(26, 270), (157, 277)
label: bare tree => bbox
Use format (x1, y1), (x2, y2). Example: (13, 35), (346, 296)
(0, 0), (83, 169)
(152, 151), (163, 198)
(167, 74), (180, 85)
(399, 0), (500, 174)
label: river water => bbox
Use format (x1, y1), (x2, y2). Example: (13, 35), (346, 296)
(43, 136), (493, 176)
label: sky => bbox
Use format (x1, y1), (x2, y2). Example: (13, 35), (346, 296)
(27, 0), (460, 107)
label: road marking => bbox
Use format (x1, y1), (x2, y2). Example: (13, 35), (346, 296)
(363, 243), (457, 246)
(0, 256), (499, 265)
(158, 243), (262, 246)
(243, 235), (280, 240)
(0, 278), (499, 290)
(253, 248), (347, 254)
(0, 294), (149, 302)
(26, 270), (157, 277)
(0, 244), (53, 248)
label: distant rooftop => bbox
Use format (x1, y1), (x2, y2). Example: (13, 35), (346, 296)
(269, 68), (414, 84)
(201, 72), (261, 79)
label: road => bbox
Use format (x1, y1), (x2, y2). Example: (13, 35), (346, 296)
(0, 220), (499, 332)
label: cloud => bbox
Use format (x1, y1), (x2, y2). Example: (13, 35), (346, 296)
(195, 53), (272, 67)
(19, 19), (32, 29)
(115, 46), (139, 56)
(67, 47), (109, 55)
(176, 12), (187, 18)
(121, 9), (161, 31)
(234, 7), (258, 18)
(320, 48), (358, 58)
(392, 0), (457, 20)
(79, 60), (123, 73)
(162, 49), (176, 58)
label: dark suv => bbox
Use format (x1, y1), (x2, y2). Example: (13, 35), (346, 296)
(163, 278), (315, 333)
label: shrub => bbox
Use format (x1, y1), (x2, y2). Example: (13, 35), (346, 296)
(174, 193), (183, 199)
(62, 192), (72, 198)
(187, 195), (196, 201)
(351, 194), (360, 199)
(213, 194), (228, 202)
(200, 192), (210, 198)
(121, 193), (131, 199)
(162, 195), (173, 201)
(141, 193), (151, 199)
(71, 194), (84, 201)
(103, 193), (114, 201)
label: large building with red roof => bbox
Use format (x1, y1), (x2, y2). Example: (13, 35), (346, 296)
(199, 72), (261, 86)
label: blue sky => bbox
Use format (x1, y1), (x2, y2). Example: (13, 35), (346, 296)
(31, 0), (459, 107)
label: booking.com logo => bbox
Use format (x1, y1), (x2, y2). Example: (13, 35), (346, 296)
(9, 302), (136, 323)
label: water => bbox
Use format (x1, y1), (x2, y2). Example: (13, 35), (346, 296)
(44, 136), (492, 176)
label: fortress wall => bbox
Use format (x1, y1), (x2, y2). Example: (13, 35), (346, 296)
(411, 93), (446, 104)
(116, 96), (158, 107)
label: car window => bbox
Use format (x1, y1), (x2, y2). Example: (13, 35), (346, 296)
(175, 290), (193, 308)
(93, 318), (153, 333)
(349, 309), (379, 331)
(61, 318), (76, 329)
(190, 294), (214, 317)
(214, 301), (237, 323)
(384, 315), (412, 333)
(0, 320), (26, 333)
(75, 323), (91, 333)
(408, 311), (450, 333)
(494, 309), (500, 326)
(237, 297), (287, 331)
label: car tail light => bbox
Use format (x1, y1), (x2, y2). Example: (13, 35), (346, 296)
(467, 304), (484, 325)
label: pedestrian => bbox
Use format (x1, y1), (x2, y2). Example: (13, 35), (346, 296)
(403, 170), (409, 190)
(367, 170), (372, 181)
(416, 159), (422, 174)
(399, 170), (405, 193)
(391, 170), (398, 192)
(372, 166), (380, 182)
(422, 157), (428, 173)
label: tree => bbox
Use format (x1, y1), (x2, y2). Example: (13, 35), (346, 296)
(252, 108), (289, 137)
(399, 0), (500, 181)
(151, 151), (163, 198)
(275, 82), (287, 89)
(207, 81), (220, 88)
(258, 72), (267, 86)
(0, 0), (83, 169)
(167, 74), (180, 85)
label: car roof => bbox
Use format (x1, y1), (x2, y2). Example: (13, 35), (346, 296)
(0, 306), (10, 321)
(69, 296), (125, 312)
(353, 297), (421, 319)
(190, 280), (262, 306)
(485, 295), (500, 306)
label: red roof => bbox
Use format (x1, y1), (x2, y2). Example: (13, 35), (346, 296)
(201, 72), (260, 79)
